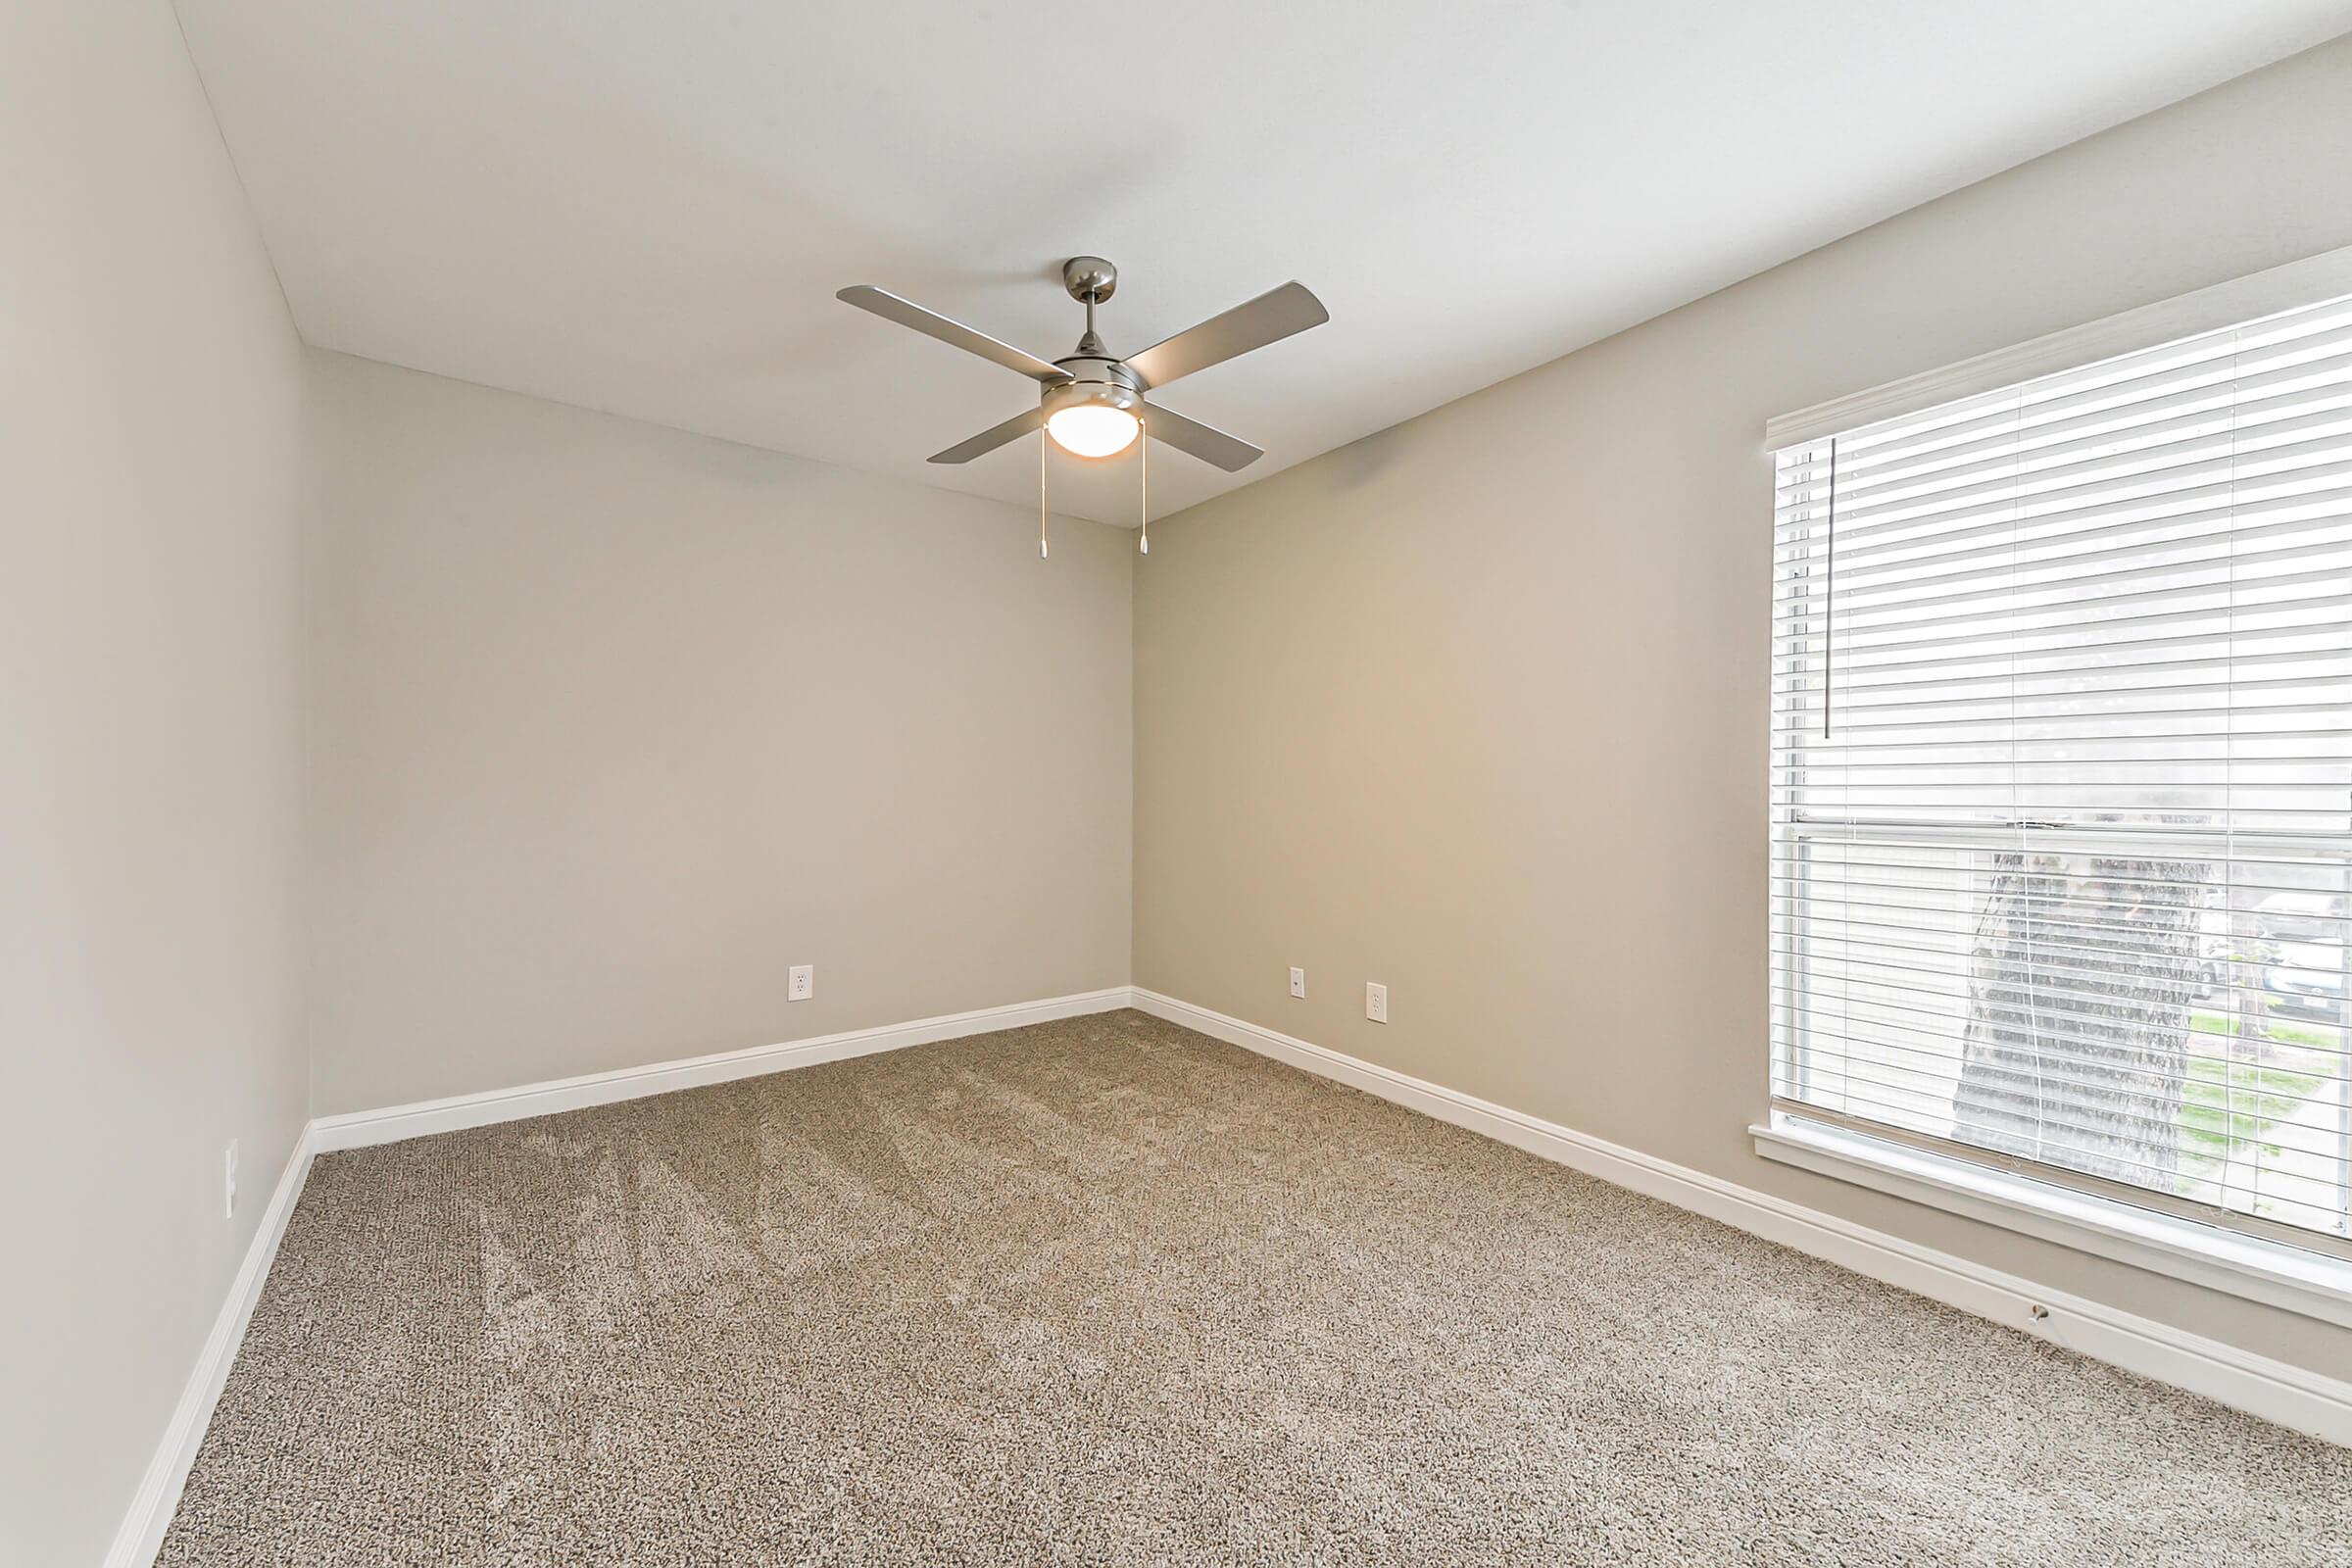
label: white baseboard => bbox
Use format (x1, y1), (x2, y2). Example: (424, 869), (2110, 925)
(1130, 988), (2352, 1446)
(110, 979), (2347, 1563)
(310, 988), (1135, 1152)
(104, 1126), (318, 1568)
(110, 986), (1132, 1565)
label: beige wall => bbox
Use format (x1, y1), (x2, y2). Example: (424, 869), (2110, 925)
(0, 4), (312, 1561)
(303, 353), (1132, 1115)
(1134, 37), (2352, 1377)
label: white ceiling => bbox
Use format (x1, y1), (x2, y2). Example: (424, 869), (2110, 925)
(176, 1), (2351, 524)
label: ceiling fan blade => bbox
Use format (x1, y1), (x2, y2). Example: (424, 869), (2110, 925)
(1144, 402), (1264, 472)
(1122, 282), (1328, 390)
(838, 285), (1071, 384)
(928, 406), (1046, 465)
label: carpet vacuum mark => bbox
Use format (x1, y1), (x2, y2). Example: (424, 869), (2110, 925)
(159, 1009), (2351, 1565)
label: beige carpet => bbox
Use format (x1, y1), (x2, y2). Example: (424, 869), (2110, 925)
(160, 1008), (2349, 1565)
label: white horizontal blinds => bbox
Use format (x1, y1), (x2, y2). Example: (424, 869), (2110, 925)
(1771, 290), (2352, 1250)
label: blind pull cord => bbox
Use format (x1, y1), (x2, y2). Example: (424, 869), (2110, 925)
(1824, 435), (1838, 740)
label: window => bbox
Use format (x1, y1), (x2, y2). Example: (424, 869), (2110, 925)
(1770, 287), (2352, 1254)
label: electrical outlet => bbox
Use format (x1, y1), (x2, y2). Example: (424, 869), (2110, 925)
(788, 964), (814, 1002)
(1366, 982), (1388, 1023)
(1289, 966), (1306, 1000)
(223, 1139), (239, 1220)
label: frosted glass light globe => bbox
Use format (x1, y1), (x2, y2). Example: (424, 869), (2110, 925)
(1047, 403), (1142, 458)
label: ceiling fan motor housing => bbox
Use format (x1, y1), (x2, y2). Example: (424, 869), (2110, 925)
(1042, 356), (1143, 423)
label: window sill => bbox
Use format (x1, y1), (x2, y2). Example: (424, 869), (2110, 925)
(1751, 1112), (2352, 1330)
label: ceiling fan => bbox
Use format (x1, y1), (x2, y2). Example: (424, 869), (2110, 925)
(837, 257), (1328, 472)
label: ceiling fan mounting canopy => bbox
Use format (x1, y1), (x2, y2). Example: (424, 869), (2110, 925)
(1061, 255), (1118, 305)
(836, 255), (1329, 472)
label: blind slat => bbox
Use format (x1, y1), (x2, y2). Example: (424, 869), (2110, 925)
(1769, 1049), (2352, 1162)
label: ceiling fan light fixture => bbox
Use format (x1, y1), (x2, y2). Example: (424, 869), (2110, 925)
(839, 257), (1326, 490)
(1045, 401), (1141, 458)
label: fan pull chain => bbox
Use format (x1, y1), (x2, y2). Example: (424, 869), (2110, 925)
(1139, 411), (1150, 555)
(1039, 426), (1050, 560)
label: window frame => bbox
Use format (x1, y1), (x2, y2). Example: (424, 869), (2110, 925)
(1752, 1111), (2352, 1328)
(1760, 245), (2352, 1311)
